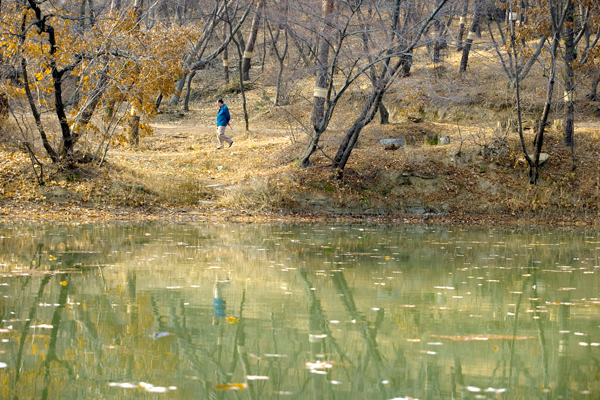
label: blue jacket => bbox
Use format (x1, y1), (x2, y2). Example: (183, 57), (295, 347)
(217, 104), (230, 126)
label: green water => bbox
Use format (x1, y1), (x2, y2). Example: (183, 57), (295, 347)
(0, 223), (599, 399)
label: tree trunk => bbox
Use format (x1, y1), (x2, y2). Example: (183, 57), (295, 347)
(223, 22), (230, 83)
(531, 30), (560, 184)
(432, 1), (447, 64)
(299, 127), (325, 168)
(310, 0), (335, 128)
(459, 0), (482, 73)
(563, 0), (575, 166)
(269, 22), (288, 107)
(130, 114), (140, 147)
(270, 24), (281, 55)
(241, 0), (265, 82)
(169, 76), (187, 107)
(586, 71), (600, 101)
(379, 102), (389, 124)
(233, 37), (249, 131)
(20, 58), (59, 163)
(333, 87), (383, 172)
(300, 0), (335, 168)
(457, 0), (469, 50)
(0, 94), (8, 120)
(184, 71), (196, 111)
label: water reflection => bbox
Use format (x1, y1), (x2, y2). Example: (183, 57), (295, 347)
(0, 224), (599, 399)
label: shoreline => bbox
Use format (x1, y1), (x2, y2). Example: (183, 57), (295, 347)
(2, 202), (597, 230)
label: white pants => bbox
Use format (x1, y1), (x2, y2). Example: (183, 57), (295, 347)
(216, 126), (233, 146)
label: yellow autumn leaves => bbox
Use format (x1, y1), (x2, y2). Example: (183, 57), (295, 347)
(0, 0), (203, 147)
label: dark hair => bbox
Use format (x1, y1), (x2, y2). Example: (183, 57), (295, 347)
(217, 99), (224, 104)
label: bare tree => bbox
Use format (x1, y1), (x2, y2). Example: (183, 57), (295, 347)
(512, 0), (570, 184)
(332, 0), (451, 173)
(169, 0), (252, 106)
(299, 0), (450, 170)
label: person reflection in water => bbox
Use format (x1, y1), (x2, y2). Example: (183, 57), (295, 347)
(212, 277), (229, 325)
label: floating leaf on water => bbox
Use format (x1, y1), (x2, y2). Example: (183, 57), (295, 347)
(309, 334), (327, 339)
(147, 386), (168, 393)
(310, 369), (328, 375)
(485, 387), (507, 393)
(246, 375), (270, 380)
(215, 383), (248, 390)
(152, 332), (173, 339)
(306, 361), (332, 369)
(431, 334), (534, 341)
(226, 316), (238, 323)
(30, 324), (53, 329)
(108, 382), (138, 389)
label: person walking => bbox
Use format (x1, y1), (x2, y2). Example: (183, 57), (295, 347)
(215, 99), (233, 149)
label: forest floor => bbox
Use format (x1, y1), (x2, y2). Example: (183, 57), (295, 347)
(2, 49), (600, 228)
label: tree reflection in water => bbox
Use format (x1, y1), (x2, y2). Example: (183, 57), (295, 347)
(0, 223), (599, 399)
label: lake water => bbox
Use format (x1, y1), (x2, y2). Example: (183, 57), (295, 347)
(0, 223), (599, 399)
